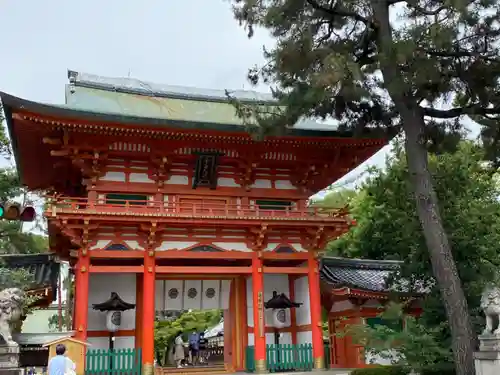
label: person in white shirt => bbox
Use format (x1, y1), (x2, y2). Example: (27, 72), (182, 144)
(47, 344), (76, 375)
(174, 331), (185, 368)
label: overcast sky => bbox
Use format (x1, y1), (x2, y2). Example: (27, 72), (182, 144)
(1, 0), (472, 196)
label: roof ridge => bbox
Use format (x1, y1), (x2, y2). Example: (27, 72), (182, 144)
(320, 256), (402, 270)
(67, 69), (277, 104)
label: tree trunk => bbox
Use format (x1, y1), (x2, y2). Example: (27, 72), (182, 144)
(402, 112), (476, 375)
(370, 2), (476, 375)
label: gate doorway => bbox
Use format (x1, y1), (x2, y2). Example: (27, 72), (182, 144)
(146, 276), (246, 374)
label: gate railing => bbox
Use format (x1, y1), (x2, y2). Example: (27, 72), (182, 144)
(85, 348), (141, 375)
(245, 344), (314, 372)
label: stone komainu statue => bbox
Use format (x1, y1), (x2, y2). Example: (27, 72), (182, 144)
(481, 286), (500, 336)
(0, 288), (25, 346)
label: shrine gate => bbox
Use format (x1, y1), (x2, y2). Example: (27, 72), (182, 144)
(1, 70), (388, 374)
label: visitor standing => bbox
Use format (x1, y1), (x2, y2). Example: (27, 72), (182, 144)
(174, 331), (185, 368)
(188, 331), (200, 365)
(47, 344), (76, 375)
(198, 332), (208, 364)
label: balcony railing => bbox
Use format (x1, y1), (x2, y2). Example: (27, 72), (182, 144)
(46, 197), (349, 222)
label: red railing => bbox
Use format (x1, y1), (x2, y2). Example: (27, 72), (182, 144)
(46, 197), (348, 222)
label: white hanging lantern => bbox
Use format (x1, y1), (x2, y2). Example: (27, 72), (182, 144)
(106, 310), (122, 332)
(272, 308), (288, 328)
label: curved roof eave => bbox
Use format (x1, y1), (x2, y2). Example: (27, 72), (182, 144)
(0, 91), (392, 140)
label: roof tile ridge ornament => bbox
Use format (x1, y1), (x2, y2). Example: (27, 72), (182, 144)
(68, 70), (78, 94)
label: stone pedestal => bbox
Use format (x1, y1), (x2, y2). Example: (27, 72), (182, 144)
(0, 344), (21, 374)
(475, 334), (500, 375)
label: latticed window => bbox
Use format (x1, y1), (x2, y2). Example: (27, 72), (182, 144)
(255, 200), (293, 210)
(105, 193), (148, 206)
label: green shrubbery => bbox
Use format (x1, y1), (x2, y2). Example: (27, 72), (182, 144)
(419, 363), (456, 375)
(350, 364), (456, 375)
(350, 366), (409, 375)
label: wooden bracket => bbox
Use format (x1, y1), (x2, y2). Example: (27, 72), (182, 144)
(140, 221), (161, 250)
(56, 219), (99, 249)
(150, 156), (171, 189)
(250, 224), (268, 250)
(236, 159), (258, 191)
(304, 226), (325, 250)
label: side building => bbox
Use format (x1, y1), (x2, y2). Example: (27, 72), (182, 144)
(1, 70), (389, 374)
(321, 257), (423, 369)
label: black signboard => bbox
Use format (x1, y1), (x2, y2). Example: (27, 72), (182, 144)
(193, 152), (221, 189)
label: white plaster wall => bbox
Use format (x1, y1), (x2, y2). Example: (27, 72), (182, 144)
(155, 241), (251, 252)
(129, 173), (153, 183)
(250, 179), (272, 189)
(246, 276), (254, 329)
(246, 274), (292, 345)
(294, 276), (312, 345)
(252, 331), (292, 345)
(296, 331), (312, 345)
(88, 274), (136, 332)
(262, 243), (307, 252)
(166, 175), (188, 185)
(217, 177), (239, 187)
(156, 241), (198, 251)
(88, 336), (135, 350)
(100, 171), (126, 182)
(294, 277), (310, 326)
(265, 333), (275, 345)
(211, 242), (251, 252)
(279, 332), (292, 344)
(274, 180), (295, 190)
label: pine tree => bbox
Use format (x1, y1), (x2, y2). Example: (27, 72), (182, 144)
(228, 1), (500, 374)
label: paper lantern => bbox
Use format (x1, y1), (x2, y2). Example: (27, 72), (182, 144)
(106, 311), (122, 332)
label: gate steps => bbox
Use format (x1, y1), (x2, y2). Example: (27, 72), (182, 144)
(155, 365), (228, 375)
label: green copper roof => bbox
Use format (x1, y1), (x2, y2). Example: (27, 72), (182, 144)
(66, 70), (341, 132)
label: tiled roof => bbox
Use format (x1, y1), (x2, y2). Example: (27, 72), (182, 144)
(319, 256), (402, 293)
(68, 70), (277, 104)
(0, 253), (60, 301)
(65, 70), (341, 132)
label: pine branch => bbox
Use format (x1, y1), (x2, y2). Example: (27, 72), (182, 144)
(422, 104), (500, 119)
(305, 0), (372, 25)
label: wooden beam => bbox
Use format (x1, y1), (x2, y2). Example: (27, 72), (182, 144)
(88, 329), (135, 338)
(155, 266), (252, 274)
(89, 265), (143, 273)
(90, 250), (144, 258)
(155, 251), (253, 259)
(263, 266), (308, 274)
(261, 252), (309, 260)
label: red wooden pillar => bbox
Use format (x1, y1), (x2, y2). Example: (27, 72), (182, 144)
(252, 252), (266, 373)
(288, 276), (297, 345)
(142, 252), (156, 375)
(308, 254), (325, 370)
(135, 274), (143, 349)
(74, 251), (89, 341)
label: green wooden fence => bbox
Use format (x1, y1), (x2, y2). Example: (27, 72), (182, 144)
(324, 342), (331, 369)
(245, 344), (314, 372)
(85, 348), (141, 375)
(245, 344), (256, 372)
